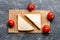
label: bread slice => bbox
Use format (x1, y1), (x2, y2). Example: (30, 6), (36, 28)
(18, 15), (34, 31)
(25, 14), (41, 29)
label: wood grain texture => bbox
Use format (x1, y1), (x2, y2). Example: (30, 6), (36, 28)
(8, 10), (50, 33)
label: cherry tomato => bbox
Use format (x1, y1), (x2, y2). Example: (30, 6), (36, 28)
(8, 20), (15, 27)
(42, 25), (50, 33)
(27, 2), (35, 11)
(47, 12), (55, 21)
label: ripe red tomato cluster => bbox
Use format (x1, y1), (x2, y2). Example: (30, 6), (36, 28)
(43, 12), (55, 33)
(8, 2), (55, 33)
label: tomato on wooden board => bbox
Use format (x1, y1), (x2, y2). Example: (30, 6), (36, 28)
(8, 20), (15, 28)
(42, 25), (50, 33)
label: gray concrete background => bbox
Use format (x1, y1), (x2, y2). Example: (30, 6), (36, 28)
(0, 0), (60, 40)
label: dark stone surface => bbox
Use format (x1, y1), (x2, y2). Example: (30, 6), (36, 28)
(0, 0), (60, 40)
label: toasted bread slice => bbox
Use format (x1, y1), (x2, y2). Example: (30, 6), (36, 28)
(18, 15), (34, 31)
(25, 14), (41, 29)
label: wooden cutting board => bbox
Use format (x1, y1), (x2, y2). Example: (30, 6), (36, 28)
(8, 10), (50, 33)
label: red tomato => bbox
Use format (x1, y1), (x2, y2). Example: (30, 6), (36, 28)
(8, 20), (15, 27)
(47, 12), (55, 21)
(27, 2), (35, 11)
(42, 25), (50, 33)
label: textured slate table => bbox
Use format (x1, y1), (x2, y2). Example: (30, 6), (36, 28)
(0, 0), (60, 40)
